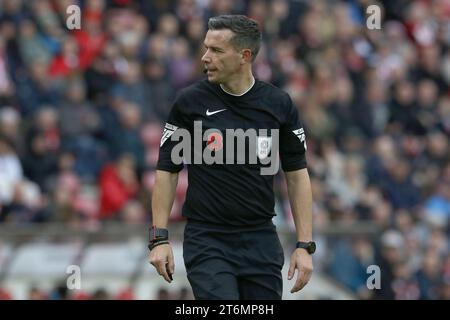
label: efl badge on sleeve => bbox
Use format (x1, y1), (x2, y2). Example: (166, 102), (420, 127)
(160, 123), (178, 147)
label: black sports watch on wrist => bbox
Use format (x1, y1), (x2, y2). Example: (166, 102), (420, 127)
(149, 226), (169, 243)
(296, 241), (316, 254)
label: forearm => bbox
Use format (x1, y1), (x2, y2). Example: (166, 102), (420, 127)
(285, 168), (313, 242)
(151, 170), (179, 228)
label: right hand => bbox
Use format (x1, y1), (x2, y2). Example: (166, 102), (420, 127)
(149, 244), (174, 283)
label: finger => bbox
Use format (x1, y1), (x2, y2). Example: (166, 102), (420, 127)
(168, 250), (175, 275)
(291, 269), (312, 293)
(304, 269), (312, 284)
(166, 266), (173, 281)
(288, 258), (296, 280)
(291, 270), (307, 293)
(157, 261), (172, 283)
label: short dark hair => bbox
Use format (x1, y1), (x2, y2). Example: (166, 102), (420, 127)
(207, 15), (262, 61)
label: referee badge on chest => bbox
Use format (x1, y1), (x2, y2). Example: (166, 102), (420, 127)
(257, 136), (272, 160)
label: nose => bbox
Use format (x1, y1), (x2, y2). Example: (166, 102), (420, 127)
(201, 50), (211, 64)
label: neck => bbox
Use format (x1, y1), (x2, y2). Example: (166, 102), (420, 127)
(220, 71), (255, 96)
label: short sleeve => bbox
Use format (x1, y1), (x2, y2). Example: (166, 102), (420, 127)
(279, 95), (307, 172)
(156, 96), (188, 173)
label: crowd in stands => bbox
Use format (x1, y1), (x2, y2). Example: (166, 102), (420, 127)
(0, 0), (449, 299)
(0, 284), (193, 300)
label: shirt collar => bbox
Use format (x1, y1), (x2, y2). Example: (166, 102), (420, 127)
(220, 76), (255, 96)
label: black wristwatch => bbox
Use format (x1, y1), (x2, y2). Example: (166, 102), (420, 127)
(148, 226), (169, 251)
(296, 241), (316, 254)
(149, 226), (169, 243)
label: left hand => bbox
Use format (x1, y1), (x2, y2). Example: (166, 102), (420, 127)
(288, 248), (314, 293)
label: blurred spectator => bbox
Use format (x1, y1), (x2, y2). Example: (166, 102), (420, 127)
(391, 260), (420, 300)
(98, 154), (139, 220)
(91, 288), (110, 300)
(59, 77), (106, 181)
(72, 12), (107, 69)
(167, 37), (196, 90)
(71, 291), (91, 300)
(17, 19), (52, 68)
(59, 78), (100, 140)
(140, 122), (164, 169)
(107, 101), (146, 171)
(0, 107), (24, 154)
(0, 135), (22, 206)
(28, 286), (47, 300)
(416, 252), (442, 299)
(177, 287), (193, 300)
(21, 108), (59, 191)
(380, 158), (420, 210)
(373, 230), (406, 299)
(0, 37), (16, 106)
(424, 182), (450, 227)
(48, 35), (86, 79)
(120, 199), (147, 224)
(44, 170), (81, 223)
(116, 287), (135, 300)
(143, 58), (174, 122)
(84, 42), (122, 103)
(156, 287), (171, 300)
(326, 155), (366, 207)
(1, 179), (44, 223)
(439, 280), (450, 300)
(328, 236), (374, 299)
(110, 60), (155, 121)
(15, 62), (60, 116)
(0, 287), (12, 300)
(48, 282), (69, 300)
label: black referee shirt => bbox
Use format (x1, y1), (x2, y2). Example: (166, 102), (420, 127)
(157, 79), (307, 226)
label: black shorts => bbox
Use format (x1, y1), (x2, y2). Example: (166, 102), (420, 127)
(183, 219), (285, 300)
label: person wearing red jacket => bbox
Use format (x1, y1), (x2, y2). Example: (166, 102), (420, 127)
(98, 154), (138, 219)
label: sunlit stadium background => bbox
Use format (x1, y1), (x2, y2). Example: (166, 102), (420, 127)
(0, 0), (449, 300)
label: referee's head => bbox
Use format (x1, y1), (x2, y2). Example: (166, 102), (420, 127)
(202, 15), (262, 84)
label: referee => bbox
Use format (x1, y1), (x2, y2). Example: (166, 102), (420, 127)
(149, 15), (314, 300)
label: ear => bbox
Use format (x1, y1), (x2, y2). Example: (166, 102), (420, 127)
(241, 49), (253, 64)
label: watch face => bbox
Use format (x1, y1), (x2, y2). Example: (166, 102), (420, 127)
(150, 227), (168, 241)
(308, 242), (316, 254)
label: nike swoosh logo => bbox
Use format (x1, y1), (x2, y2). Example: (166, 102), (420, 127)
(206, 108), (227, 116)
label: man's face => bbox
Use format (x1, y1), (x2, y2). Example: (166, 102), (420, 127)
(201, 29), (243, 84)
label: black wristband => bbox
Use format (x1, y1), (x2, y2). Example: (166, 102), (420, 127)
(149, 226), (169, 243)
(148, 240), (170, 251)
(296, 241), (316, 254)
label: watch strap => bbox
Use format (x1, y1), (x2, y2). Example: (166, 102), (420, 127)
(296, 241), (316, 254)
(148, 240), (170, 251)
(149, 226), (169, 243)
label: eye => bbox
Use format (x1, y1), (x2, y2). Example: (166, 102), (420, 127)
(204, 45), (222, 53)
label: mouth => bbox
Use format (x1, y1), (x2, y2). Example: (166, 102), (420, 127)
(204, 66), (217, 74)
